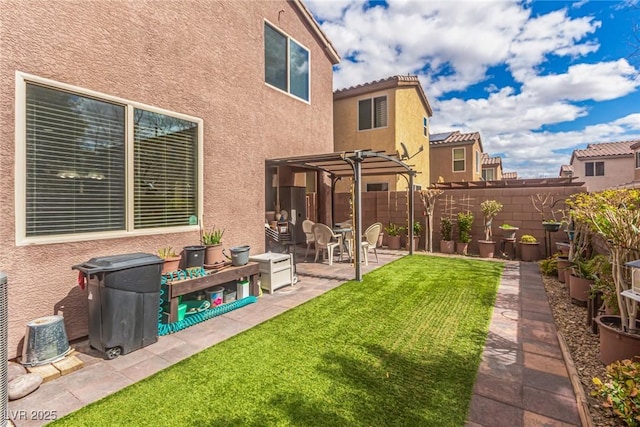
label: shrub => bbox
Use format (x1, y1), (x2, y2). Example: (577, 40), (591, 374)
(457, 212), (474, 243)
(385, 223), (405, 237)
(413, 221), (423, 235)
(539, 255), (558, 276)
(520, 234), (537, 243)
(592, 358), (640, 426)
(441, 217), (453, 241)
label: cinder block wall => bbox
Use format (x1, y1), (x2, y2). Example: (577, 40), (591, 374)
(334, 185), (586, 257)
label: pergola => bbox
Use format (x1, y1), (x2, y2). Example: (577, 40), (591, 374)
(266, 150), (418, 281)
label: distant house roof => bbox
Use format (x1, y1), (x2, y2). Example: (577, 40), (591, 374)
(503, 172), (517, 179)
(292, 0), (340, 65)
(559, 165), (574, 177)
(571, 140), (638, 163)
(428, 130), (484, 152)
(632, 141), (640, 150)
(333, 75), (433, 116)
(481, 153), (501, 168)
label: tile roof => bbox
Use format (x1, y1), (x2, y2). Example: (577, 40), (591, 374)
(503, 172), (518, 179)
(632, 141), (640, 150)
(572, 140), (638, 160)
(429, 130), (484, 152)
(292, 0), (340, 65)
(334, 75), (433, 116)
(481, 153), (501, 167)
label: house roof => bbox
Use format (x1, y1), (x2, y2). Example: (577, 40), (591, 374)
(481, 153), (502, 168)
(631, 141), (640, 150)
(292, 0), (340, 65)
(333, 75), (433, 116)
(428, 130), (484, 152)
(559, 165), (574, 176)
(503, 172), (518, 179)
(571, 140), (638, 163)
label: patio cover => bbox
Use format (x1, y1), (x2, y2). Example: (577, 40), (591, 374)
(266, 150), (418, 281)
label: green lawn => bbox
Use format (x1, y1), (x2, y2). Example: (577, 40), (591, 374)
(53, 255), (503, 427)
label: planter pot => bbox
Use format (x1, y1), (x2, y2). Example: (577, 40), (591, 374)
(204, 244), (225, 266)
(594, 315), (640, 365)
(568, 274), (594, 306)
(542, 222), (562, 232)
(387, 235), (401, 250)
(478, 240), (496, 258)
(557, 257), (571, 284)
(500, 228), (518, 240)
(409, 236), (420, 251)
(456, 241), (469, 255)
(161, 256), (181, 275)
(377, 233), (384, 248)
(520, 242), (540, 262)
(440, 240), (455, 254)
(555, 242), (570, 257)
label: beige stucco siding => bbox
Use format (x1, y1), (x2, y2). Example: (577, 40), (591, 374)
(572, 156), (635, 191)
(394, 88), (430, 189)
(430, 141), (482, 183)
(0, 0), (335, 358)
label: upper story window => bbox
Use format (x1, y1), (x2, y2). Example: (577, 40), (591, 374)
(423, 117), (428, 137)
(475, 151), (480, 173)
(17, 73), (202, 244)
(453, 147), (465, 172)
(358, 96), (387, 131)
(482, 168), (495, 181)
(636, 152), (640, 169)
(585, 161), (604, 177)
(264, 22), (310, 102)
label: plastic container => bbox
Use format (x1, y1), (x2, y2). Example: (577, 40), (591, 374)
(177, 304), (187, 322)
(237, 279), (250, 299)
(223, 290), (237, 303)
(228, 246), (250, 266)
(182, 245), (206, 269)
(206, 286), (225, 306)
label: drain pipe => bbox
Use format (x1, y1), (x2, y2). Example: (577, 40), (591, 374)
(0, 273), (7, 427)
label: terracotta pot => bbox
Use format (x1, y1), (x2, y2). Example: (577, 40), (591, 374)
(594, 315), (640, 365)
(409, 236), (420, 251)
(520, 242), (540, 262)
(456, 241), (469, 255)
(440, 240), (455, 254)
(377, 233), (383, 248)
(557, 258), (571, 283)
(204, 244), (225, 266)
(478, 240), (495, 258)
(387, 235), (401, 250)
(161, 256), (181, 275)
(568, 274), (593, 306)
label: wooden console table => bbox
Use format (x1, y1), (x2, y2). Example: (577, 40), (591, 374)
(166, 262), (259, 323)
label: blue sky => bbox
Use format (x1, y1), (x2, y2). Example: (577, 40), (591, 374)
(306, 0), (640, 178)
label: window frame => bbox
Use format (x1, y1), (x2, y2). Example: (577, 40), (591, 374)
(264, 21), (311, 103)
(636, 152), (640, 169)
(423, 117), (428, 137)
(357, 95), (388, 131)
(452, 147), (465, 172)
(585, 161), (605, 177)
(482, 168), (495, 181)
(15, 71), (204, 246)
(366, 182), (389, 192)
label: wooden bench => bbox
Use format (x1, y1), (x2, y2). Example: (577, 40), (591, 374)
(165, 262), (259, 323)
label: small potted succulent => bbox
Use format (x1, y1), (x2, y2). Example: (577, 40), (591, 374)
(202, 225), (225, 266)
(158, 246), (181, 274)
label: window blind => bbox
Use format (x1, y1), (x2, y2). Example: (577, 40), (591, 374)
(374, 96), (387, 128)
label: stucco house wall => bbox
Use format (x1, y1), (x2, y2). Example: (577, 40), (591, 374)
(572, 156), (634, 192)
(0, 0), (337, 358)
(394, 89), (430, 189)
(430, 141), (482, 184)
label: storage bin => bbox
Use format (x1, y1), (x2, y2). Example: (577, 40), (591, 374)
(205, 287), (225, 306)
(223, 290), (237, 303)
(248, 253), (293, 294)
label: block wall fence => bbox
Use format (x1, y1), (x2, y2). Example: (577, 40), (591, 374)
(332, 185), (586, 259)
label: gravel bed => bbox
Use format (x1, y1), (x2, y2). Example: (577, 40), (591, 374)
(541, 272), (624, 427)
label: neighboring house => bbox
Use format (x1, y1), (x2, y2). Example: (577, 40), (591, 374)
(559, 165), (574, 178)
(633, 141), (640, 183)
(481, 153), (503, 181)
(429, 131), (484, 183)
(503, 171), (518, 180)
(569, 140), (638, 192)
(333, 75), (433, 192)
(0, 0), (339, 359)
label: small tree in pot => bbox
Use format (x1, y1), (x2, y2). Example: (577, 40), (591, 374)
(478, 200), (503, 258)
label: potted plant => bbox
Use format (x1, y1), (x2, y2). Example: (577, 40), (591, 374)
(410, 221), (423, 251)
(499, 223), (519, 240)
(478, 200), (503, 258)
(202, 225), (225, 266)
(519, 234), (540, 262)
(568, 254), (600, 306)
(569, 189), (640, 364)
(158, 246), (181, 274)
(440, 217), (454, 254)
(456, 211), (474, 255)
(531, 193), (563, 232)
(384, 223), (405, 250)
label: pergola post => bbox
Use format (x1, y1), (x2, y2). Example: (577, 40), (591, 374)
(353, 153), (363, 281)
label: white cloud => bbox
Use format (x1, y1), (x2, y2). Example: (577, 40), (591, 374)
(306, 0), (640, 177)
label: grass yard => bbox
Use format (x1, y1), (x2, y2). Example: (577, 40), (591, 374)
(53, 255), (503, 427)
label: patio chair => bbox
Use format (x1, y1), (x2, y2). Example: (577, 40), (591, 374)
(361, 222), (382, 266)
(302, 219), (315, 260)
(312, 223), (342, 266)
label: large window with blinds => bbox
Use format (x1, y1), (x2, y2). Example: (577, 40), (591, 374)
(358, 96), (387, 131)
(21, 77), (201, 242)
